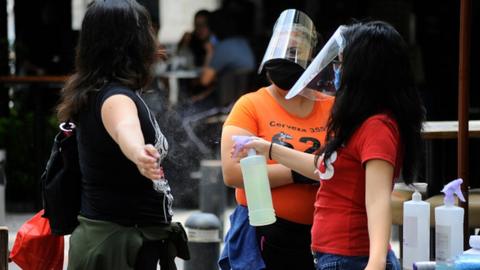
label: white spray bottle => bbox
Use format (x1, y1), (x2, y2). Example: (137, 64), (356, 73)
(403, 188), (430, 270)
(435, 178), (465, 270)
(232, 136), (276, 226)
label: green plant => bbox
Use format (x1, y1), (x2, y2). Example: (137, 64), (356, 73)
(1, 108), (36, 201)
(0, 101), (57, 205)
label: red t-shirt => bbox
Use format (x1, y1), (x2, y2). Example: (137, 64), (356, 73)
(224, 87), (334, 224)
(312, 114), (401, 256)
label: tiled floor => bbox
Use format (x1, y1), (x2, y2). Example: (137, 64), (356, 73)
(4, 210), (220, 270)
(4, 209), (401, 270)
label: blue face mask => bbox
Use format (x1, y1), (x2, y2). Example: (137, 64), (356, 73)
(333, 67), (341, 91)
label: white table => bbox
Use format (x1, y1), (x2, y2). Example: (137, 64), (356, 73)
(422, 120), (480, 139)
(156, 70), (200, 105)
(421, 120), (480, 193)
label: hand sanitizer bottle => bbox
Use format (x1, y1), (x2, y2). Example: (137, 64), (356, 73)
(435, 178), (466, 270)
(232, 136), (276, 226)
(403, 189), (430, 269)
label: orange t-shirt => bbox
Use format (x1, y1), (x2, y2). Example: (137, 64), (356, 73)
(224, 87), (334, 224)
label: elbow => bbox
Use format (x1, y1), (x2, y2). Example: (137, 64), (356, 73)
(223, 178), (236, 188)
(222, 169), (244, 188)
(110, 125), (124, 146)
(200, 76), (210, 87)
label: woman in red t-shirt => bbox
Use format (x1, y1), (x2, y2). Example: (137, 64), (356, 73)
(241, 21), (425, 270)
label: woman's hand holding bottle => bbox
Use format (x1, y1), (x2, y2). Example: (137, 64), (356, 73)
(231, 137), (271, 160)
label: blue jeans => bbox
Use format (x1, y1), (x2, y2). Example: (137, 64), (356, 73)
(314, 249), (401, 270)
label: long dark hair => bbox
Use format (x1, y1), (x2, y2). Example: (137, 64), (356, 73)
(57, 0), (158, 122)
(321, 21), (425, 182)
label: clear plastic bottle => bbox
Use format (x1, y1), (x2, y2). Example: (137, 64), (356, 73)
(435, 179), (466, 270)
(403, 190), (430, 270)
(233, 136), (276, 226)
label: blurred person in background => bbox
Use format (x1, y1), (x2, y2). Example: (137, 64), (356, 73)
(219, 10), (332, 270)
(57, 1), (187, 269)
(199, 8), (255, 89)
(181, 8), (255, 111)
(177, 10), (215, 68)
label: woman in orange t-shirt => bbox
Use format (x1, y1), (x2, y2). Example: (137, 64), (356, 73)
(219, 10), (334, 270)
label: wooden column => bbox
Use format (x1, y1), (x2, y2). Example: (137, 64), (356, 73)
(0, 0), (9, 117)
(0, 226), (8, 270)
(458, 0), (471, 249)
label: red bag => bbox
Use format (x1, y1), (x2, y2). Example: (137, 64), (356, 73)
(9, 210), (64, 270)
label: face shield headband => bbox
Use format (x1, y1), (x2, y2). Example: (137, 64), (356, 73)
(286, 25), (347, 100)
(258, 9), (318, 73)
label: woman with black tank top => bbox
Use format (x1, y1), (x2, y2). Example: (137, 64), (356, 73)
(56, 1), (186, 269)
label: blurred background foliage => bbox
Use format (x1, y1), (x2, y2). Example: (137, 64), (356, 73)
(0, 91), (57, 211)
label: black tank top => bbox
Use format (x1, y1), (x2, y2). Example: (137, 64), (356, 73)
(77, 83), (173, 226)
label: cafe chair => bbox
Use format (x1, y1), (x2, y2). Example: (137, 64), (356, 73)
(181, 70), (253, 158)
(182, 106), (228, 157)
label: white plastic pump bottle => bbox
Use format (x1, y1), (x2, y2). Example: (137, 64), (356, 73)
(403, 189), (430, 270)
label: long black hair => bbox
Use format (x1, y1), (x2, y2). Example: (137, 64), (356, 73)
(321, 21), (425, 183)
(57, 0), (158, 122)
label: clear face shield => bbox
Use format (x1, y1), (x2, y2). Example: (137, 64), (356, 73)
(258, 9), (318, 73)
(286, 26), (347, 100)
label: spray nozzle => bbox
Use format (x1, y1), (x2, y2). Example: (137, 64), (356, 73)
(232, 135), (256, 158)
(441, 178), (466, 206)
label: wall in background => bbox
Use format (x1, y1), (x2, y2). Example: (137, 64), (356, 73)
(159, 0), (220, 44)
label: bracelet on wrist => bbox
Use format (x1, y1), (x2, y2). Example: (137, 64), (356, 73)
(268, 142), (274, 160)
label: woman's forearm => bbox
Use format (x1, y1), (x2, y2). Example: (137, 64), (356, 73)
(365, 159), (394, 269)
(270, 143), (319, 179)
(113, 121), (146, 163)
(267, 164), (296, 188)
(366, 200), (391, 269)
(224, 162), (295, 189)
(101, 94), (161, 180)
